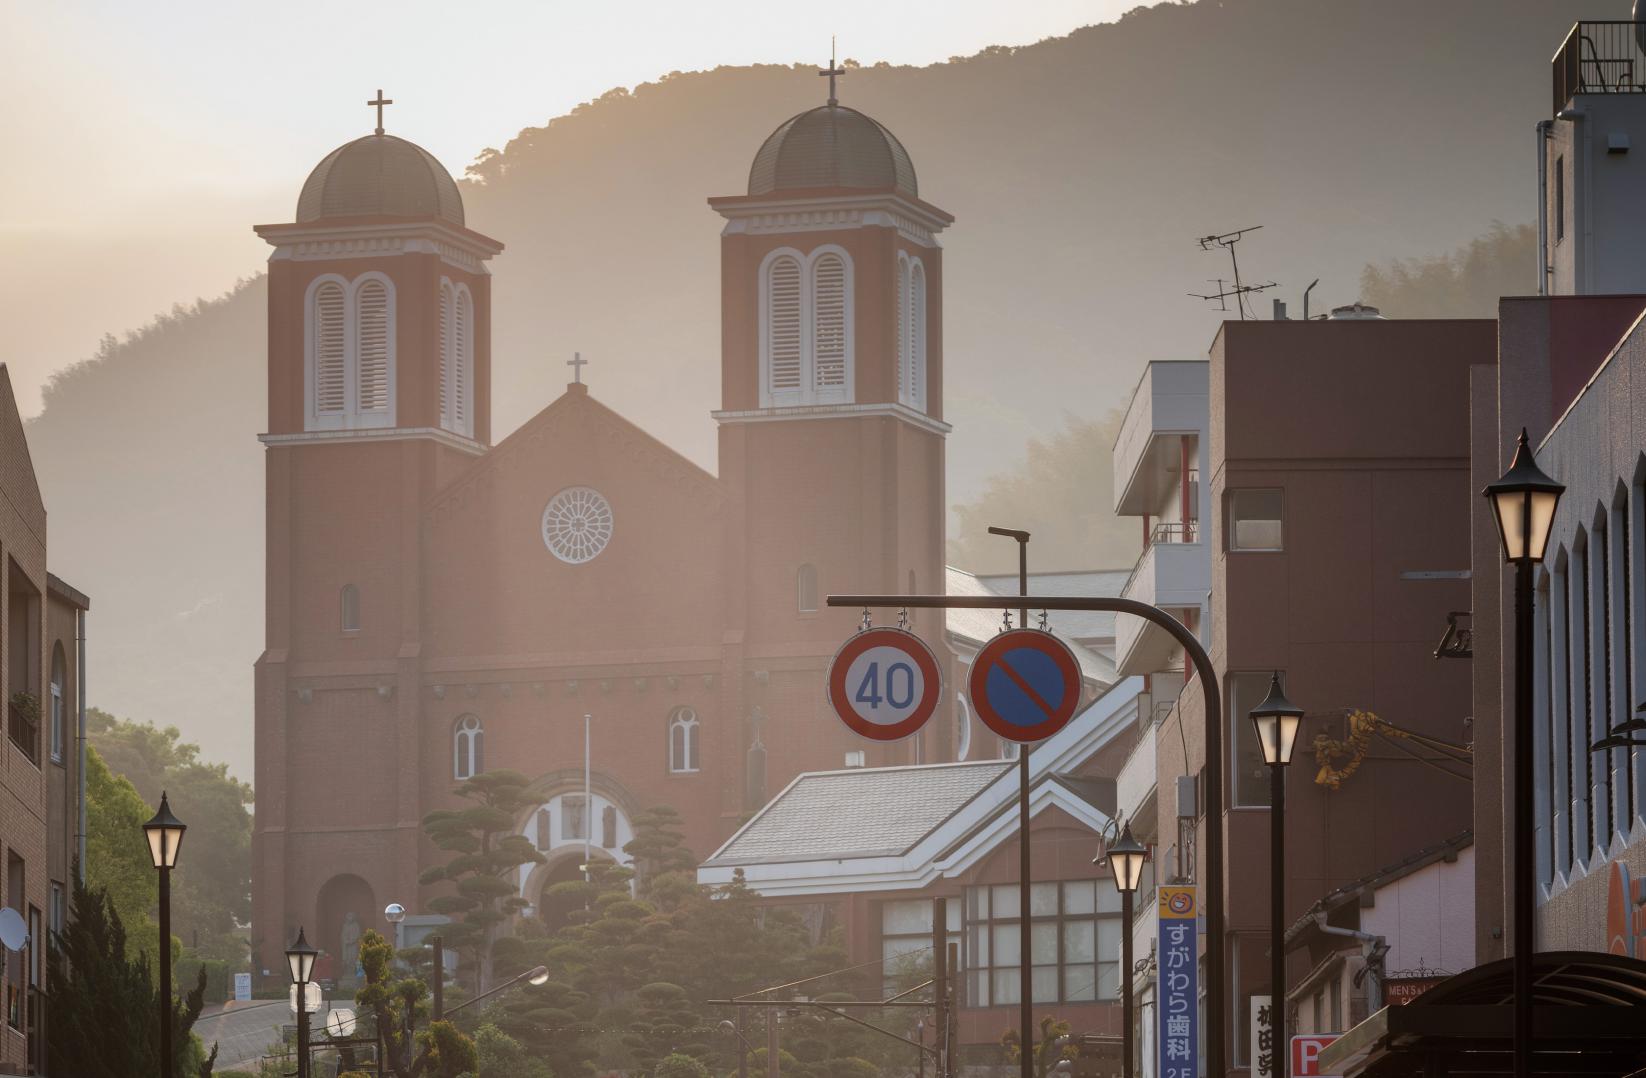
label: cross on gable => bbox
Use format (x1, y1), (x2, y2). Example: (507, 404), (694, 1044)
(367, 89), (394, 135)
(818, 40), (844, 106)
(567, 352), (588, 385)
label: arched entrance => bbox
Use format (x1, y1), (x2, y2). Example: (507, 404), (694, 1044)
(535, 856), (589, 935)
(315, 873), (377, 990)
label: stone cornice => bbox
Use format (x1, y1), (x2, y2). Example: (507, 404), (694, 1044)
(711, 400), (952, 436)
(258, 426), (488, 456)
(710, 191), (952, 248)
(253, 218), (504, 274)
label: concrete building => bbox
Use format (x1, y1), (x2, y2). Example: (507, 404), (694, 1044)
(251, 84), (970, 987)
(0, 364), (89, 1076)
(1151, 317), (1492, 1073)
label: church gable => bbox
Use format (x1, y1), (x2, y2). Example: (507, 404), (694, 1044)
(423, 385), (727, 662)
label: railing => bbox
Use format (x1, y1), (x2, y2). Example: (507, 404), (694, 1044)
(7, 703), (37, 765)
(1554, 22), (1646, 115)
(1121, 519), (1202, 598)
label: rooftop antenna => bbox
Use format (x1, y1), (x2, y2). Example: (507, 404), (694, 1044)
(1194, 226), (1275, 320)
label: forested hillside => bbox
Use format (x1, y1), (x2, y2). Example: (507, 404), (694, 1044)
(22, 0), (1613, 773)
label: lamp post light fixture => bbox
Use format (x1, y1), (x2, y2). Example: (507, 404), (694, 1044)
(1250, 673), (1303, 1078)
(286, 927), (320, 1078)
(1485, 429), (1564, 1078)
(143, 792), (186, 1078)
(1103, 823), (1148, 1078)
(442, 965), (552, 1018)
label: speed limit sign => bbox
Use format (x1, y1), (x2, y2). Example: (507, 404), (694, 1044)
(827, 627), (942, 741)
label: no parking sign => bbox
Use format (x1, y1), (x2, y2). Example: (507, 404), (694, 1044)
(968, 628), (1082, 742)
(827, 627), (943, 741)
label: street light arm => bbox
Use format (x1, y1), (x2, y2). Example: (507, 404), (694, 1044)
(828, 592), (1226, 1078)
(441, 966), (548, 1018)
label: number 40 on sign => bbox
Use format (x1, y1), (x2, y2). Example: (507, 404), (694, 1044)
(827, 627), (942, 742)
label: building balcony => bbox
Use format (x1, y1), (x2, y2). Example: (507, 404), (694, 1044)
(1115, 720), (1158, 830)
(1112, 361), (1208, 517)
(1554, 22), (1646, 115)
(1115, 523), (1209, 678)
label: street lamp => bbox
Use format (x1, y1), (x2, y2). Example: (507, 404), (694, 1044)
(143, 791), (186, 1078)
(1103, 823), (1147, 1078)
(287, 927), (320, 1078)
(1250, 673), (1303, 1078)
(1485, 428), (1564, 1078)
(443, 965), (552, 1017)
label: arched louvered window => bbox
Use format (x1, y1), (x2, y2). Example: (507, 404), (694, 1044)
(896, 253), (909, 403)
(311, 279), (347, 420)
(340, 584), (360, 632)
(535, 807), (553, 852)
(438, 279), (474, 437)
(355, 278), (391, 414)
(764, 253), (804, 403)
(601, 806), (618, 848)
(797, 564), (819, 614)
(759, 247), (853, 407)
(811, 252), (849, 399)
(906, 260), (927, 412)
(669, 707), (700, 773)
(453, 715), (483, 780)
(304, 273), (396, 431)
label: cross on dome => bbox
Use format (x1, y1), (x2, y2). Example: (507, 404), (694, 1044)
(367, 89), (394, 135)
(567, 351), (588, 385)
(818, 39), (845, 106)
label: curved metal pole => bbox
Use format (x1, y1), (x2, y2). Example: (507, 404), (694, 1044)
(829, 593), (1224, 1078)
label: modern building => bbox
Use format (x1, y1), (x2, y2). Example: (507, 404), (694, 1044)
(0, 364), (89, 1075)
(1150, 316), (1492, 1074)
(251, 83), (968, 987)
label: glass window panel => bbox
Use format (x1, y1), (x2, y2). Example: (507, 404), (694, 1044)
(966, 886), (988, 921)
(882, 900), (932, 936)
(1064, 963), (1097, 1002)
(1063, 880), (1096, 915)
(968, 925), (989, 968)
(883, 937), (929, 963)
(1031, 922), (1059, 964)
(992, 885), (1020, 919)
(1230, 672), (1277, 807)
(970, 970), (990, 1007)
(1095, 880), (1123, 914)
(1063, 920), (1095, 963)
(1032, 966), (1059, 1003)
(1030, 882), (1060, 917)
(947, 903), (962, 932)
(1097, 917), (1122, 962)
(992, 969), (1020, 1005)
(1230, 489), (1284, 551)
(1096, 961), (1119, 1001)
(992, 924), (1020, 967)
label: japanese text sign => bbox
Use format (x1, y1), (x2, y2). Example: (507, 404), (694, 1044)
(1157, 886), (1199, 1078)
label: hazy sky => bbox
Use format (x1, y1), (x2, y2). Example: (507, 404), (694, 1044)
(0, 0), (1135, 415)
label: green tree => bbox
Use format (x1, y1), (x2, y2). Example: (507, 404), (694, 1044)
(47, 875), (216, 1076)
(84, 745), (159, 960)
(1001, 1016), (1077, 1078)
(355, 929), (478, 1078)
(656, 1051), (711, 1078)
(421, 770), (545, 992)
(1359, 221), (1536, 319)
(88, 707), (253, 962)
(949, 410), (1135, 574)
(475, 1022), (554, 1078)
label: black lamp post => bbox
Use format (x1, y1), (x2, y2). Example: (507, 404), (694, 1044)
(1103, 824), (1147, 1078)
(287, 927), (320, 1078)
(1250, 673), (1303, 1078)
(142, 792), (186, 1078)
(1485, 428), (1564, 1078)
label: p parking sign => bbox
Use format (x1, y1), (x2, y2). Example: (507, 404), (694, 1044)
(827, 628), (942, 741)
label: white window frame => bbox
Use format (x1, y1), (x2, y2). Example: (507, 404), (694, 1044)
(669, 707), (700, 774)
(759, 245), (855, 408)
(453, 715), (483, 780)
(48, 654), (64, 764)
(340, 584), (360, 633)
(304, 272), (398, 432)
(1228, 488), (1284, 553)
(897, 253), (928, 413)
(438, 277), (475, 438)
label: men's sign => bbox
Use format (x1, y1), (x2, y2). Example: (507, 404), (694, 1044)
(1157, 885), (1199, 1078)
(1292, 1034), (1341, 1077)
(967, 628), (1083, 743)
(827, 627), (942, 741)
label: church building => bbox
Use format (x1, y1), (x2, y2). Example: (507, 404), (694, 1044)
(250, 79), (959, 983)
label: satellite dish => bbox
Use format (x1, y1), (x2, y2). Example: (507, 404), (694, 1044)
(0, 909), (28, 952)
(326, 1008), (357, 1037)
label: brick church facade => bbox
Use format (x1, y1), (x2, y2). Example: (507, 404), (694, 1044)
(251, 85), (957, 983)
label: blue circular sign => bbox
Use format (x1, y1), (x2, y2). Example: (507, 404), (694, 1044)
(967, 629), (1082, 742)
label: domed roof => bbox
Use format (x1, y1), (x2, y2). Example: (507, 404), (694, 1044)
(748, 104), (918, 198)
(296, 134), (464, 226)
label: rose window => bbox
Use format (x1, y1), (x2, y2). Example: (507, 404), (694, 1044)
(541, 487), (614, 564)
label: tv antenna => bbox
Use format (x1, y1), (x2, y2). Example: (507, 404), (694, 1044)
(1192, 226), (1275, 320)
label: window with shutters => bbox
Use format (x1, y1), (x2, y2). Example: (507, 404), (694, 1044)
(340, 584), (360, 633)
(669, 707), (700, 773)
(453, 715), (483, 780)
(303, 272), (397, 431)
(896, 253), (927, 411)
(759, 246), (854, 407)
(438, 278), (474, 437)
